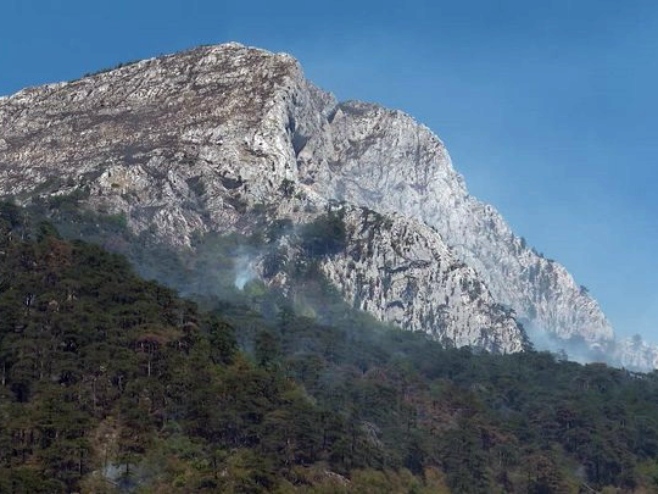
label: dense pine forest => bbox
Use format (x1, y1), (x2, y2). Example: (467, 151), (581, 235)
(2, 200), (658, 493)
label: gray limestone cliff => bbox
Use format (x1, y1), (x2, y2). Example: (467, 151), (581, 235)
(0, 42), (636, 360)
(298, 100), (614, 344)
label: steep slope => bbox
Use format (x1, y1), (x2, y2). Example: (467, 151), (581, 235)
(6, 204), (658, 493)
(265, 207), (525, 352)
(326, 208), (525, 351)
(297, 101), (613, 345)
(0, 43), (308, 238)
(0, 42), (619, 357)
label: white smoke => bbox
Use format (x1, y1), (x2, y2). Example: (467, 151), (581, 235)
(523, 321), (609, 366)
(234, 252), (257, 290)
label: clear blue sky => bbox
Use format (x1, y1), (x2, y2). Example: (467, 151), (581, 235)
(3, 0), (658, 340)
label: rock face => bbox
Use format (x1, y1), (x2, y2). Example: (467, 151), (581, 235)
(317, 207), (527, 352)
(0, 42), (620, 357)
(298, 101), (614, 344)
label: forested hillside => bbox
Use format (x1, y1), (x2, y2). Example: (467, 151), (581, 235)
(2, 201), (658, 493)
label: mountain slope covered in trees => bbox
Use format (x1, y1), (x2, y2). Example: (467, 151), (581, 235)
(2, 202), (658, 493)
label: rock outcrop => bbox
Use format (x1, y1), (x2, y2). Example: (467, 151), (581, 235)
(298, 101), (614, 344)
(319, 207), (527, 352)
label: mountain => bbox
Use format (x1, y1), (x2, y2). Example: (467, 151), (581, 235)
(0, 42), (644, 363)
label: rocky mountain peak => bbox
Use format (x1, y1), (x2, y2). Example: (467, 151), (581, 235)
(0, 42), (648, 364)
